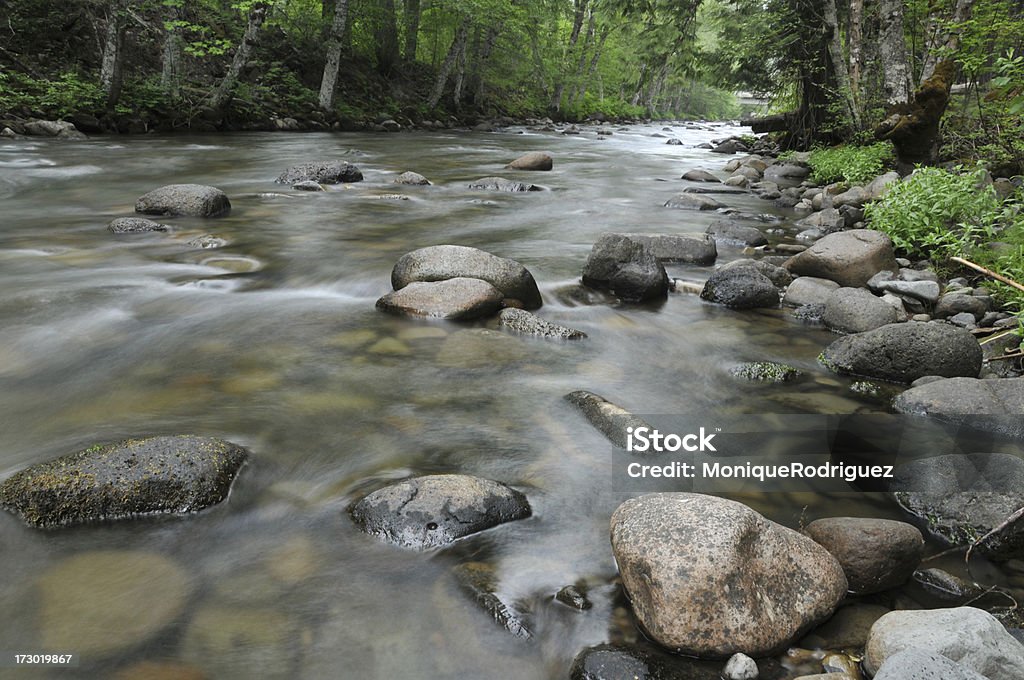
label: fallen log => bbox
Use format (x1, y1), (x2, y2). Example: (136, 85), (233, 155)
(740, 111), (792, 134)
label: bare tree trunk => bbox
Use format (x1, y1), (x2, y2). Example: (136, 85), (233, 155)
(426, 17), (469, 110)
(318, 0), (349, 110)
(452, 28), (470, 108)
(567, 11), (595, 107)
(99, 0), (128, 109)
(471, 26), (499, 106)
(920, 0), (973, 82)
(160, 4), (182, 98)
(644, 59), (669, 111)
(631, 62), (648, 106)
(209, 1), (270, 111)
(404, 0), (421, 60)
(824, 0), (861, 128)
(375, 0), (400, 76)
(848, 0), (864, 101)
(878, 0), (911, 104)
(528, 20), (549, 97)
(570, 25), (609, 109)
(550, 0), (589, 112)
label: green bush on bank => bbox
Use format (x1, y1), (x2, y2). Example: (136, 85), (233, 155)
(807, 142), (894, 185)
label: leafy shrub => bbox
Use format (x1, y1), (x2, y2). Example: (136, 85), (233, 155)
(807, 142), (894, 185)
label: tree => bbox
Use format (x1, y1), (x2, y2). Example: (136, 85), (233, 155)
(208, 0), (272, 112)
(878, 0), (911, 104)
(404, 0), (421, 60)
(99, 0), (129, 109)
(318, 0), (349, 110)
(427, 16), (470, 110)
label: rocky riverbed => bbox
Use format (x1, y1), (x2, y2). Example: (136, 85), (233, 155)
(1, 121), (1023, 679)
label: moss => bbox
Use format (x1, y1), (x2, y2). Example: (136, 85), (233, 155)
(729, 361), (803, 383)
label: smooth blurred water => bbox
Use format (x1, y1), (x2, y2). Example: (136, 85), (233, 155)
(0, 125), (1018, 679)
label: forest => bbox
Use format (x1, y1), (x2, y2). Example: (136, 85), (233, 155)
(0, 1), (1019, 162)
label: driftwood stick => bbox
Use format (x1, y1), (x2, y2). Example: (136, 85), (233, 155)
(965, 505), (1024, 564)
(951, 256), (1024, 294)
(988, 351), (1024, 362)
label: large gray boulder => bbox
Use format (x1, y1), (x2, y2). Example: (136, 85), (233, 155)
(350, 474), (531, 550)
(864, 607), (1024, 679)
(468, 176), (541, 192)
(804, 517), (923, 594)
(821, 322), (982, 383)
(391, 245), (543, 309)
(873, 650), (987, 680)
(701, 266), (780, 309)
(784, 229), (898, 287)
(822, 287), (900, 333)
(497, 308), (586, 339)
(274, 161), (363, 184)
(664, 193), (724, 210)
(135, 184), (231, 217)
(610, 494), (847, 658)
(506, 151), (552, 171)
(618, 233), (717, 265)
(891, 452), (1024, 561)
(893, 377), (1024, 439)
(376, 278), (503, 320)
(681, 169), (721, 183)
(0, 436), (247, 527)
(784, 276), (840, 307)
(582, 234), (669, 302)
(705, 220), (768, 247)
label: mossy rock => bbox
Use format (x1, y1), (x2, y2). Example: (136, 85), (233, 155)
(0, 435), (247, 527)
(729, 361), (803, 383)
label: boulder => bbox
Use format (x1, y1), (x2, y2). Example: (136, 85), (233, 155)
(729, 361), (802, 383)
(784, 277), (840, 307)
(701, 267), (780, 309)
(718, 259), (792, 287)
(570, 644), (721, 680)
(497, 308), (586, 339)
(935, 293), (990, 321)
(350, 474), (531, 550)
(375, 278), (503, 320)
(866, 171), (901, 200)
(23, 119), (83, 137)
(664, 193), (724, 210)
(610, 494), (847, 657)
(37, 551), (191, 656)
(832, 186), (869, 209)
(681, 169), (721, 183)
(784, 229), (898, 287)
(468, 176), (541, 192)
(730, 166), (762, 182)
(507, 151), (553, 171)
(821, 322), (982, 383)
(873, 649), (987, 680)
(391, 245), (543, 309)
(712, 140), (747, 154)
(380, 119), (401, 131)
(804, 517), (924, 594)
(822, 287), (900, 333)
(108, 217), (170, 234)
(891, 452), (1024, 561)
(893, 377), (1024, 438)
(581, 234), (669, 302)
(394, 171), (431, 185)
(0, 436), (247, 527)
(565, 390), (651, 449)
(619, 233), (717, 265)
(705, 220), (768, 247)
(864, 607), (1024, 679)
(796, 208), (846, 235)
(274, 161), (363, 184)
(764, 163), (811, 180)
(877, 279), (941, 305)
(135, 184), (231, 217)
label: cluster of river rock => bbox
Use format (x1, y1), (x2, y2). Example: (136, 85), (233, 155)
(3, 130), (1024, 679)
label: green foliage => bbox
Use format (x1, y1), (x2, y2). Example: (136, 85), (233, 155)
(807, 143), (894, 185)
(865, 166), (1004, 262)
(0, 72), (104, 116)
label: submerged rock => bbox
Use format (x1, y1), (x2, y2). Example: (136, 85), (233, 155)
(37, 550), (192, 656)
(181, 605), (301, 680)
(582, 233), (669, 302)
(804, 517), (924, 594)
(453, 562), (532, 639)
(274, 160), (363, 184)
(506, 151), (553, 171)
(468, 176), (541, 192)
(497, 308), (586, 339)
(135, 184), (231, 218)
(108, 217), (171, 233)
(291, 180), (323, 191)
(391, 244), (543, 309)
(570, 644), (722, 680)
(564, 390), (651, 449)
(729, 361), (802, 383)
(394, 171), (431, 185)
(820, 322), (982, 383)
(376, 278), (503, 321)
(864, 607), (1024, 679)
(892, 452), (1024, 561)
(610, 494), (846, 657)
(350, 474), (531, 550)
(0, 436), (247, 527)
(893, 377), (1024, 438)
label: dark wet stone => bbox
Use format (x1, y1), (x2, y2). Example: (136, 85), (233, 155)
(564, 390), (652, 449)
(497, 308), (586, 339)
(705, 220), (769, 247)
(135, 184), (231, 217)
(804, 517), (924, 594)
(0, 436), (247, 527)
(582, 233), (669, 302)
(701, 267), (780, 309)
(893, 377), (1024, 438)
(274, 161), (363, 184)
(556, 584), (592, 610)
(570, 644), (722, 680)
(108, 217), (171, 234)
(453, 562), (532, 639)
(292, 180), (323, 191)
(468, 176), (541, 192)
(349, 474), (531, 550)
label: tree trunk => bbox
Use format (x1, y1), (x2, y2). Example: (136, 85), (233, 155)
(452, 28), (470, 108)
(160, 4), (182, 98)
(631, 63), (648, 106)
(375, 0), (400, 76)
(318, 0), (349, 110)
(471, 26), (500, 106)
(426, 18), (469, 110)
(824, 0), (860, 129)
(878, 0), (911, 104)
(528, 20), (549, 97)
(570, 25), (609, 109)
(404, 0), (421, 60)
(550, 0), (589, 112)
(920, 0), (974, 82)
(567, 11), (595, 107)
(209, 1), (270, 111)
(99, 0), (128, 109)
(848, 0), (864, 100)
(875, 60), (956, 173)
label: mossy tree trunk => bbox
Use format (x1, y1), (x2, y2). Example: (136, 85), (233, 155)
(875, 59), (957, 174)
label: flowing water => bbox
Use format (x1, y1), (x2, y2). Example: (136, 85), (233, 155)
(0, 125), (1019, 679)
